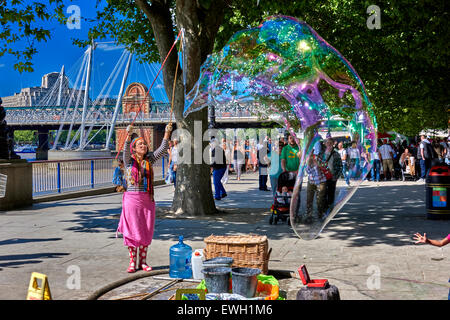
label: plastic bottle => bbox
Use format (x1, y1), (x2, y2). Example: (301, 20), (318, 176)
(169, 236), (193, 279)
(191, 249), (205, 280)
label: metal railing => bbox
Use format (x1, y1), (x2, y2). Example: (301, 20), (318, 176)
(31, 156), (167, 197)
(5, 107), (259, 126)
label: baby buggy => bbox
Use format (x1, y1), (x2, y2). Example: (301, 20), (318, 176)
(269, 171), (296, 225)
(399, 156), (416, 181)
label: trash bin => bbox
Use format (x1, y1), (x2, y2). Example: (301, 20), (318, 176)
(425, 165), (450, 220)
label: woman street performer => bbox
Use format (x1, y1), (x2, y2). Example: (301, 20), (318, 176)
(117, 123), (172, 272)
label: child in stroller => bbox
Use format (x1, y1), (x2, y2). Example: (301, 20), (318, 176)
(399, 148), (416, 181)
(269, 171), (296, 225)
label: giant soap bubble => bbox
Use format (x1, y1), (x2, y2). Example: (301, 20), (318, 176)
(184, 15), (377, 240)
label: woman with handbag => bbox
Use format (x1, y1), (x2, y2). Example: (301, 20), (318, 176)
(320, 138), (343, 211)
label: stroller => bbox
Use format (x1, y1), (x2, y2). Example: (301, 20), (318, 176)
(399, 156), (416, 181)
(269, 171), (296, 225)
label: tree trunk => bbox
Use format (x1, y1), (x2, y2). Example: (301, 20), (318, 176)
(171, 106), (217, 215)
(135, 0), (226, 216)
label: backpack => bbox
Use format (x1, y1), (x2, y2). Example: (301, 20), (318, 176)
(422, 141), (437, 159)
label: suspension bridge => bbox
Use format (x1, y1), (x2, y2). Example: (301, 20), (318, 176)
(4, 40), (268, 161)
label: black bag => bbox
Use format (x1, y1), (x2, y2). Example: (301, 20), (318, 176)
(423, 141), (437, 159)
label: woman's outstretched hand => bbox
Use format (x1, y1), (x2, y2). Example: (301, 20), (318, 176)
(164, 123), (173, 139)
(413, 232), (427, 244)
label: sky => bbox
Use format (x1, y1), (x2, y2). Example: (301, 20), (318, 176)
(0, 0), (169, 103)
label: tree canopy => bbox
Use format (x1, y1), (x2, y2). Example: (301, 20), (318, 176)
(2, 0), (448, 135)
(213, 0), (449, 136)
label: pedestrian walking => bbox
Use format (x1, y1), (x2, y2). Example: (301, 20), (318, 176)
(337, 141), (347, 179)
(417, 135), (434, 182)
(221, 139), (231, 185)
(211, 138), (228, 200)
(320, 138), (342, 210)
(251, 142), (258, 172)
(232, 140), (244, 180)
(117, 123), (172, 273)
(369, 142), (382, 182)
(346, 141), (361, 184)
(257, 140), (270, 191)
(441, 137), (450, 165)
(281, 134), (300, 174)
(244, 139), (251, 172)
(379, 139), (395, 181)
(269, 141), (285, 198)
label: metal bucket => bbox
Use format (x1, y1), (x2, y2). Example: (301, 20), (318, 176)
(231, 267), (261, 298)
(202, 257), (233, 268)
(201, 267), (231, 293)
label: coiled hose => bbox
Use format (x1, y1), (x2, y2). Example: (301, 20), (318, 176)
(86, 268), (169, 300)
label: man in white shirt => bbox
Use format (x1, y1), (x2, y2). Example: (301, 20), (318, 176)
(379, 139), (395, 180)
(369, 141), (382, 182)
(337, 142), (347, 179)
(346, 141), (360, 184)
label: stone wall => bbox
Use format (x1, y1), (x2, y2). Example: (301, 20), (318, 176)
(0, 160), (33, 211)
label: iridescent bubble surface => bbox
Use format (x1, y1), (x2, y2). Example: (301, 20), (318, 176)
(184, 15), (377, 240)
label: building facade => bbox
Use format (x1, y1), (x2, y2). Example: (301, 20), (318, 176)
(115, 82), (164, 153)
(1, 71), (93, 108)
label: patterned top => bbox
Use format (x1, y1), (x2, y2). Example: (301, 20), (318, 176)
(306, 164), (327, 185)
(379, 144), (394, 160)
(124, 139), (169, 193)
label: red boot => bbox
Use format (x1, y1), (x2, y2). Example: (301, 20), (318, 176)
(138, 245), (152, 272)
(127, 246), (137, 273)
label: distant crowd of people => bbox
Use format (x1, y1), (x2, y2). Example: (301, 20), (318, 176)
(114, 133), (450, 217)
(364, 135), (450, 182)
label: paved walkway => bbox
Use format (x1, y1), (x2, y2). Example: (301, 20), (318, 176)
(0, 172), (448, 300)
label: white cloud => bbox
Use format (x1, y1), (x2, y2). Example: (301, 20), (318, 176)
(96, 43), (125, 52)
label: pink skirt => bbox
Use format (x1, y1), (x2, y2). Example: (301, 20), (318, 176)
(117, 191), (155, 247)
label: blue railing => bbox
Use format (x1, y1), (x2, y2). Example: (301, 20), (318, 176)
(31, 156), (167, 197)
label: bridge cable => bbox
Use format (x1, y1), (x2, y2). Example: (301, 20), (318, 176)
(52, 50), (90, 149)
(115, 29), (183, 160)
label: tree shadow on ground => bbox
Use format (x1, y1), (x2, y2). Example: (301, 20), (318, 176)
(60, 179), (446, 248)
(60, 206), (122, 234)
(0, 252), (69, 268)
(319, 183), (449, 247)
(0, 238), (62, 246)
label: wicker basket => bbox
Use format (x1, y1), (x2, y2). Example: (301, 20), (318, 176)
(203, 234), (272, 274)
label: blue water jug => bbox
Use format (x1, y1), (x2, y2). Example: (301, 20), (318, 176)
(169, 236), (193, 279)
